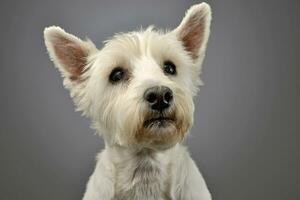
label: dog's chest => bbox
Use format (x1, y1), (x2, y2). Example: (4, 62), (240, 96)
(113, 153), (171, 200)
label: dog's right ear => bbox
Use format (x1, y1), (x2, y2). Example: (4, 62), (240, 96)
(173, 3), (211, 62)
(44, 26), (97, 82)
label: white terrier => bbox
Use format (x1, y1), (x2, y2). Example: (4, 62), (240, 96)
(44, 2), (212, 200)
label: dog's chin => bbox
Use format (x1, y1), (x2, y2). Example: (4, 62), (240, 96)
(134, 114), (184, 150)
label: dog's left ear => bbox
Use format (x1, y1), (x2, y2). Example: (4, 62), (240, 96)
(173, 3), (212, 61)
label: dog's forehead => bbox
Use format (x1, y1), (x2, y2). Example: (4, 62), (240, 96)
(102, 28), (173, 59)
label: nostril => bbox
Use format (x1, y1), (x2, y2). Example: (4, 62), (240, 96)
(164, 91), (173, 103)
(146, 93), (157, 104)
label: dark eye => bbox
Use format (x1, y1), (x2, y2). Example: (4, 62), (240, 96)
(163, 61), (176, 75)
(109, 67), (125, 83)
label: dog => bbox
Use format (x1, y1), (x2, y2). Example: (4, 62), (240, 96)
(44, 2), (212, 200)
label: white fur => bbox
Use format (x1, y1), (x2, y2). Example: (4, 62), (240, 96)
(44, 2), (212, 200)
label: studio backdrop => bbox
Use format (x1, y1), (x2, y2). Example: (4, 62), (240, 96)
(0, 0), (299, 200)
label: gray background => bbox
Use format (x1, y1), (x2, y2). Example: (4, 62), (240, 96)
(0, 0), (299, 199)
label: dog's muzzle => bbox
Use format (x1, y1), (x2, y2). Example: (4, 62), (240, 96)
(143, 85), (175, 129)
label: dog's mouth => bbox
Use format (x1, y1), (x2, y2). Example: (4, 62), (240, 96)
(144, 116), (175, 128)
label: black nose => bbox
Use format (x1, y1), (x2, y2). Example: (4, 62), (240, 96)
(144, 86), (173, 111)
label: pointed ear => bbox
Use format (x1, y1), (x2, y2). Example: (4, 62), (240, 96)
(44, 26), (97, 81)
(174, 3), (212, 61)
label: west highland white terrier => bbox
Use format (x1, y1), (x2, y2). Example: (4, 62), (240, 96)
(44, 2), (212, 200)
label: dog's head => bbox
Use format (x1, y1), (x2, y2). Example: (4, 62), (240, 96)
(44, 3), (211, 150)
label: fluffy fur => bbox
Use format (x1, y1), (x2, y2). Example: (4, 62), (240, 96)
(44, 2), (212, 200)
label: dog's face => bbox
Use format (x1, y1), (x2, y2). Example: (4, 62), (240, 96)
(44, 3), (211, 150)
